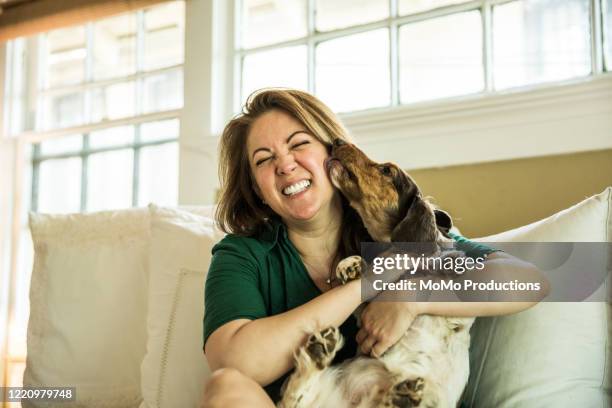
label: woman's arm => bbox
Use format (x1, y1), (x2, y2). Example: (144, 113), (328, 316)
(357, 251), (549, 356)
(419, 251), (550, 315)
(205, 279), (361, 386)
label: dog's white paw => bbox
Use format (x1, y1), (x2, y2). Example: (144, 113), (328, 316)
(387, 377), (426, 407)
(336, 255), (365, 283)
(305, 327), (343, 370)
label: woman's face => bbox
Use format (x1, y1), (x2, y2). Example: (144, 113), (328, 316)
(247, 109), (339, 225)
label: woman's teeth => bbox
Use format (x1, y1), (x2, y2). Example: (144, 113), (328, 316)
(283, 180), (311, 196)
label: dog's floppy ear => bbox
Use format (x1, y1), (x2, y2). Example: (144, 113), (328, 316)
(434, 209), (453, 236)
(391, 196), (438, 243)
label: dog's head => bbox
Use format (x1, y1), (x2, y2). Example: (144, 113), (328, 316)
(327, 139), (452, 243)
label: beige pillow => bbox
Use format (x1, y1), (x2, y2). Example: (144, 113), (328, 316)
(139, 205), (224, 408)
(25, 209), (150, 407)
(462, 187), (611, 407)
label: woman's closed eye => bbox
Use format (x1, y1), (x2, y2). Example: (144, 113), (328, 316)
(255, 156), (273, 166)
(254, 140), (310, 166)
(290, 140), (310, 149)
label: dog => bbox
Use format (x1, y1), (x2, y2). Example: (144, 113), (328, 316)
(278, 139), (474, 408)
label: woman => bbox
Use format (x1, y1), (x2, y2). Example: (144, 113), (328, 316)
(201, 89), (547, 407)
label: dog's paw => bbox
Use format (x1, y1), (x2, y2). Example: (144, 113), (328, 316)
(389, 377), (425, 407)
(305, 327), (342, 370)
(336, 255), (365, 283)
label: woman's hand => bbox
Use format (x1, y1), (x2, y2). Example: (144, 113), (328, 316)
(357, 301), (422, 357)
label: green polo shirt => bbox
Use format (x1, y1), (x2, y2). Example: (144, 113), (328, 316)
(203, 218), (360, 400)
(203, 220), (498, 401)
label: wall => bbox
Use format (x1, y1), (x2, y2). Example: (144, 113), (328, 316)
(409, 149), (612, 237)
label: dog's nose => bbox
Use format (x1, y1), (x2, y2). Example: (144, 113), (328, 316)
(333, 138), (346, 147)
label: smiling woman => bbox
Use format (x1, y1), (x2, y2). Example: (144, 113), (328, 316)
(247, 111), (338, 224)
(202, 89), (371, 406)
(214, 89), (361, 239)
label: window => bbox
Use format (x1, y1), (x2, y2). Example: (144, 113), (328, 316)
(238, 0), (610, 113)
(8, 2), (184, 214)
(31, 121), (180, 214)
(2, 0), (185, 389)
(605, 0), (612, 69)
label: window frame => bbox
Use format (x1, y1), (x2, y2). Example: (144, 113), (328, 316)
(235, 0), (610, 113)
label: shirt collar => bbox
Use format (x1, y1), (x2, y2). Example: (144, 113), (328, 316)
(259, 217), (285, 247)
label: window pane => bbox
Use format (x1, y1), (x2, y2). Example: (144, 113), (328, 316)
(241, 0), (307, 49)
(138, 142), (178, 206)
(604, 0), (612, 70)
(93, 13), (137, 80)
(89, 126), (134, 149)
(141, 119), (179, 143)
(41, 92), (85, 130)
(316, 29), (390, 112)
(399, 0), (471, 15)
(44, 26), (86, 88)
(39, 135), (82, 156)
(242, 46), (308, 103)
(142, 69), (183, 113)
(87, 150), (133, 212)
(144, 1), (185, 70)
(91, 81), (136, 122)
(38, 158), (82, 213)
(493, 0), (591, 90)
(399, 11), (483, 104)
(316, 0), (389, 32)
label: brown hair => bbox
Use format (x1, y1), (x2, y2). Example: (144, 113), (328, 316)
(216, 88), (371, 259)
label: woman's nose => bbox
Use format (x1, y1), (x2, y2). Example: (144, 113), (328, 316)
(276, 153), (297, 175)
(334, 138), (346, 147)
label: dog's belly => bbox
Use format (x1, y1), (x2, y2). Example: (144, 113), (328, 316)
(337, 358), (395, 406)
(382, 315), (474, 407)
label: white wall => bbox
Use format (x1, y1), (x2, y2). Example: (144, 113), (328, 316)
(344, 75), (612, 169)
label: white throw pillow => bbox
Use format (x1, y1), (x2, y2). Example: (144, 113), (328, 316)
(139, 205), (224, 408)
(462, 187), (611, 407)
(25, 209), (150, 407)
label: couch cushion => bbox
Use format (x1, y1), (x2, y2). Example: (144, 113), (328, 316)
(462, 187), (611, 407)
(25, 208), (150, 407)
(139, 205), (223, 408)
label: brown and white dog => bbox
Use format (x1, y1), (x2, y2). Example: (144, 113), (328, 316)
(278, 139), (474, 408)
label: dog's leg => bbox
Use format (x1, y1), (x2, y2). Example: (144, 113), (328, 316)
(381, 377), (426, 408)
(278, 327), (344, 408)
(336, 255), (367, 283)
(380, 376), (444, 408)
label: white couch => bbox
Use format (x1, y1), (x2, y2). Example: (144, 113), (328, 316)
(22, 189), (611, 407)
